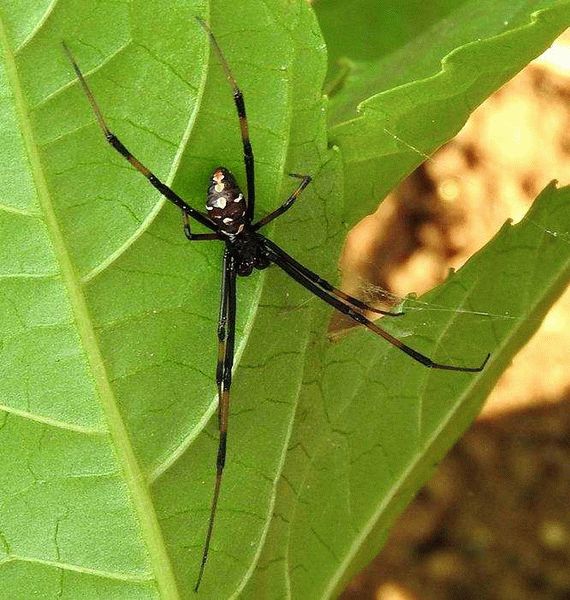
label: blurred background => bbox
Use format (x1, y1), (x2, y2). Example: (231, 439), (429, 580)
(339, 30), (570, 600)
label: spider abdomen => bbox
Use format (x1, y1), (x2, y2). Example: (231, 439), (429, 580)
(206, 167), (247, 235)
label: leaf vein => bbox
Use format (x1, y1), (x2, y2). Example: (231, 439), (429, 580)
(0, 403), (106, 435)
(13, 0), (59, 55)
(1, 555), (154, 583)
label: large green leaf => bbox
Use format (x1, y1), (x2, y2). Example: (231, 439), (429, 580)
(315, 0), (570, 225)
(0, 1), (568, 600)
(0, 1), (333, 597)
(242, 182), (570, 599)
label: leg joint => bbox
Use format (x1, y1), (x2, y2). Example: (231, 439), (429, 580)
(234, 90), (245, 105)
(106, 133), (130, 159)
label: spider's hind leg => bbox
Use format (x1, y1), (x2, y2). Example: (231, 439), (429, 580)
(62, 42), (215, 231)
(197, 18), (256, 221)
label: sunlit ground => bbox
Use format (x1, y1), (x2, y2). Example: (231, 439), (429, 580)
(340, 30), (570, 600)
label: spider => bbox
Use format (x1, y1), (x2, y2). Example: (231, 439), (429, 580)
(63, 18), (489, 592)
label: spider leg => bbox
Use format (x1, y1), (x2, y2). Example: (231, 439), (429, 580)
(196, 18), (255, 222)
(266, 246), (490, 372)
(181, 211), (220, 241)
(253, 174), (312, 231)
(195, 250), (237, 591)
(262, 237), (404, 317)
(62, 42), (216, 232)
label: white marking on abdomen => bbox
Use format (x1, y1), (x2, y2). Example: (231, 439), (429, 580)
(212, 196), (227, 209)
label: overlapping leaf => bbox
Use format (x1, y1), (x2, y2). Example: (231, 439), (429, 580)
(315, 0), (570, 225)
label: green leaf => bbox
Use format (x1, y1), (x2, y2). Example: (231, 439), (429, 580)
(0, 2), (569, 600)
(242, 182), (570, 598)
(316, 0), (462, 84)
(315, 0), (570, 225)
(0, 0), (332, 597)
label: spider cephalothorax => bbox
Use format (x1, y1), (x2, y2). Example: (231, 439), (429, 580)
(228, 230), (270, 276)
(206, 167), (247, 236)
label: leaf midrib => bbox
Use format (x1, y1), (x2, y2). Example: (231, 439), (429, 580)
(0, 16), (180, 599)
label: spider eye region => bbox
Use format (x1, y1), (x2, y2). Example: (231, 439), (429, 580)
(206, 167), (247, 235)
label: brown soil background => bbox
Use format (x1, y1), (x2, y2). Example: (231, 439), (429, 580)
(339, 32), (570, 600)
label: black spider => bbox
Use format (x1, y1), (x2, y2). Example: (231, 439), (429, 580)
(63, 18), (489, 591)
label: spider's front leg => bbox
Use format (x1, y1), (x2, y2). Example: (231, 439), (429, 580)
(195, 250), (237, 591)
(266, 244), (490, 372)
(262, 237), (404, 317)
